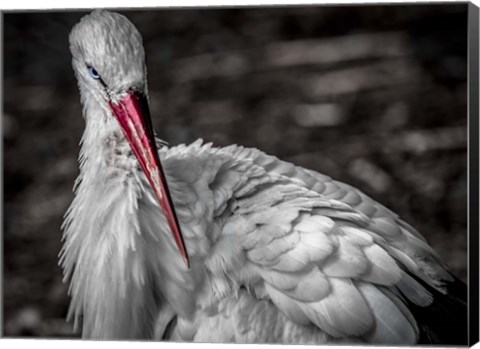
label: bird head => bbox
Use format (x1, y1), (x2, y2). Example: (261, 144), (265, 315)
(69, 10), (190, 268)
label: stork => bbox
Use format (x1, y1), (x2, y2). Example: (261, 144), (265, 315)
(60, 10), (467, 344)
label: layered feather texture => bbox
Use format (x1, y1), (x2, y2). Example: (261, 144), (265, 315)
(62, 137), (463, 344)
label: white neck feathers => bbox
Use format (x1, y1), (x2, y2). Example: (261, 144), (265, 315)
(60, 94), (158, 338)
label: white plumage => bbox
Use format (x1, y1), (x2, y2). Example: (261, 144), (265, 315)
(60, 10), (467, 344)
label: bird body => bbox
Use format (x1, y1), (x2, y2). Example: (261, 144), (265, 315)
(61, 10), (467, 344)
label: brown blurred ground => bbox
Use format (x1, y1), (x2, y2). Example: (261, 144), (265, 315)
(3, 4), (468, 338)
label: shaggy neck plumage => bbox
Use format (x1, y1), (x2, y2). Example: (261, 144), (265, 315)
(61, 92), (159, 339)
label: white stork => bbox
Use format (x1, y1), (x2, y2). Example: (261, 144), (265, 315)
(60, 10), (467, 344)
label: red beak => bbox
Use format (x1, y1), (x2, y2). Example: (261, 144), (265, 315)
(109, 91), (190, 268)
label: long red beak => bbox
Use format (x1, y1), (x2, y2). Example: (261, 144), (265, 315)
(109, 91), (190, 268)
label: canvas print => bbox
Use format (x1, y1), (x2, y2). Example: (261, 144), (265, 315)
(3, 3), (476, 345)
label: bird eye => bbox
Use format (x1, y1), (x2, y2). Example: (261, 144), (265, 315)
(88, 66), (101, 80)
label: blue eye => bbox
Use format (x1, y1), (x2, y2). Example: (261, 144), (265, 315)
(88, 66), (101, 80)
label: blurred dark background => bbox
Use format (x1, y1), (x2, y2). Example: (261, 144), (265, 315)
(3, 4), (468, 338)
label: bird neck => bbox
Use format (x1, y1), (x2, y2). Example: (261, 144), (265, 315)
(62, 95), (160, 339)
(79, 97), (130, 171)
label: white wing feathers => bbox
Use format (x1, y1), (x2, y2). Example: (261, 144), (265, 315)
(195, 142), (453, 344)
(359, 284), (418, 343)
(161, 141), (453, 344)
